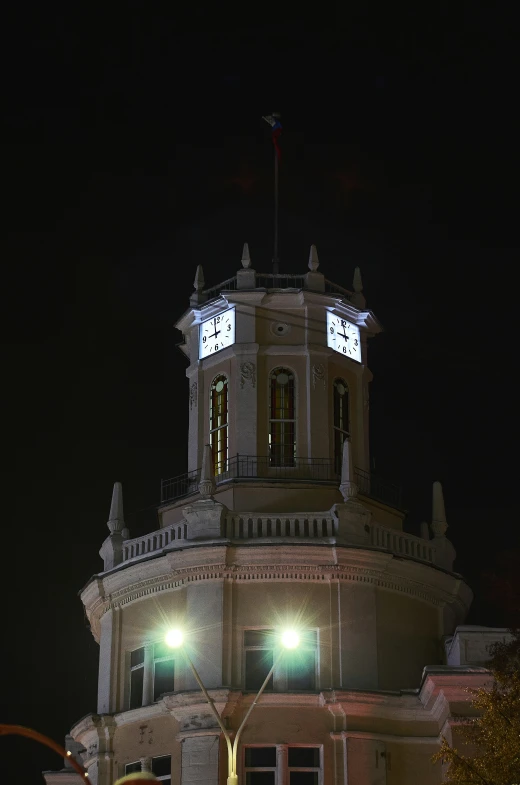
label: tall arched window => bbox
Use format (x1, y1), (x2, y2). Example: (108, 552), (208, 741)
(210, 375), (228, 475)
(269, 367), (295, 467)
(333, 378), (350, 474)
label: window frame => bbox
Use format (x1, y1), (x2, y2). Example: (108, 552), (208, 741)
(333, 378), (350, 475)
(268, 366), (296, 468)
(209, 374), (229, 476)
(243, 628), (319, 693)
(129, 646), (145, 709)
(153, 641), (176, 701)
(243, 744), (322, 785)
(125, 762), (142, 775)
(152, 754), (172, 785)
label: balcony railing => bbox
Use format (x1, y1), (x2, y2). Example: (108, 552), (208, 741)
(200, 273), (354, 302)
(121, 513), (431, 566)
(160, 455), (402, 510)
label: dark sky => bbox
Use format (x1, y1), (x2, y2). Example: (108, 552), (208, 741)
(3, 6), (518, 784)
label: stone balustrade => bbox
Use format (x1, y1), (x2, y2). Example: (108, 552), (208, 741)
(120, 513), (436, 568)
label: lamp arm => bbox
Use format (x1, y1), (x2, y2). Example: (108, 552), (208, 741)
(231, 649), (284, 776)
(182, 649), (233, 764)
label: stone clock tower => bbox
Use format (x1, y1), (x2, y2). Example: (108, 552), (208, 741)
(174, 243), (381, 517)
(46, 244), (503, 785)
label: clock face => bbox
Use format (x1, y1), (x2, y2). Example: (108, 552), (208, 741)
(327, 312), (361, 362)
(199, 308), (235, 358)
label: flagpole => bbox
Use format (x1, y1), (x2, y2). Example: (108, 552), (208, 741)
(273, 148), (279, 275)
(262, 112), (282, 275)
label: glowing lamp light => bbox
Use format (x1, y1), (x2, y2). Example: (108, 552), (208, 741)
(165, 629), (184, 649)
(281, 630), (300, 649)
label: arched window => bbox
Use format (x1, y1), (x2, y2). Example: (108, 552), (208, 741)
(210, 375), (228, 475)
(333, 378), (350, 474)
(269, 367), (295, 467)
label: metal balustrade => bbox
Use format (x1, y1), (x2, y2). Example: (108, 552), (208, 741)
(160, 456), (402, 510)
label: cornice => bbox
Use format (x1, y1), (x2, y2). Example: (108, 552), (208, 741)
(83, 545), (469, 642)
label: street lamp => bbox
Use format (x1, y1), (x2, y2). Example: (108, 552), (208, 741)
(165, 628), (300, 785)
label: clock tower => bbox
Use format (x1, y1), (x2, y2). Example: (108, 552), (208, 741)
(51, 238), (484, 785)
(173, 242), (385, 518)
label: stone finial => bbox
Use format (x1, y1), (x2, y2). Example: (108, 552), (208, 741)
(430, 480), (456, 570)
(193, 264), (205, 292)
(431, 480), (448, 537)
(308, 244), (320, 272)
(339, 438), (358, 501)
(351, 266), (367, 308)
(353, 266), (363, 293)
(107, 481), (124, 534)
(198, 444), (216, 499)
(241, 242), (251, 269)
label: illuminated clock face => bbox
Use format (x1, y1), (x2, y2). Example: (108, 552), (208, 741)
(199, 308), (235, 358)
(327, 312), (361, 362)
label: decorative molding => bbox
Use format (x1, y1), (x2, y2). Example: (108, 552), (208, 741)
(88, 558), (452, 633)
(189, 382), (198, 410)
(240, 361), (256, 389)
(312, 363), (326, 389)
(270, 321), (291, 337)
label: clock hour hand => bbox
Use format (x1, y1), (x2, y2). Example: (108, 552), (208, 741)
(338, 328), (348, 342)
(209, 319), (221, 340)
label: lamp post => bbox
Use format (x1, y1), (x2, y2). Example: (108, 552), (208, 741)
(165, 628), (300, 785)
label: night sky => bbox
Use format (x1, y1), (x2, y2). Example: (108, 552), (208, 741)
(3, 6), (518, 784)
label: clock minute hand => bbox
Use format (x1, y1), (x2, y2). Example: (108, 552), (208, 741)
(209, 319), (221, 340)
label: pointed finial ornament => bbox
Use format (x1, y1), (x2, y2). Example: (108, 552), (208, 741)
(198, 444), (216, 499)
(107, 481), (125, 534)
(339, 438), (358, 501)
(193, 264), (205, 292)
(308, 244), (320, 272)
(351, 266), (366, 308)
(431, 480), (448, 537)
(241, 242), (251, 269)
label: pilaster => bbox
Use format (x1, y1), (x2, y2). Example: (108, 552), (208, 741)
(181, 733), (220, 785)
(97, 607), (121, 714)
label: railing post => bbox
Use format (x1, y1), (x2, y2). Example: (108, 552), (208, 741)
(236, 453), (240, 478)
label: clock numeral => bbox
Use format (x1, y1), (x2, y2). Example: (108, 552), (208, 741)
(202, 336), (206, 343)
(227, 324), (231, 331)
(215, 344), (218, 350)
(330, 327), (334, 334)
(341, 319), (346, 326)
(354, 339), (358, 346)
(343, 346), (347, 354)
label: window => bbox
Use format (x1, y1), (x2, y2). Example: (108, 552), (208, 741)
(130, 647), (145, 709)
(286, 630), (317, 691)
(152, 755), (172, 785)
(269, 368), (295, 467)
(245, 746), (321, 785)
(210, 375), (228, 475)
(244, 629), (318, 692)
(244, 630), (274, 691)
(153, 641), (175, 700)
(125, 762), (142, 775)
(129, 642), (176, 708)
(333, 379), (349, 475)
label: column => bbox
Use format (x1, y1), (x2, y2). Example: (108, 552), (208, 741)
(330, 733), (348, 785)
(187, 366), (204, 475)
(97, 607), (121, 714)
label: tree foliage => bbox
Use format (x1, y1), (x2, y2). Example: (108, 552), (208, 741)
(433, 634), (520, 784)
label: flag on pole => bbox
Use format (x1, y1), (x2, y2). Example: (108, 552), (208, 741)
(262, 114), (282, 160)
